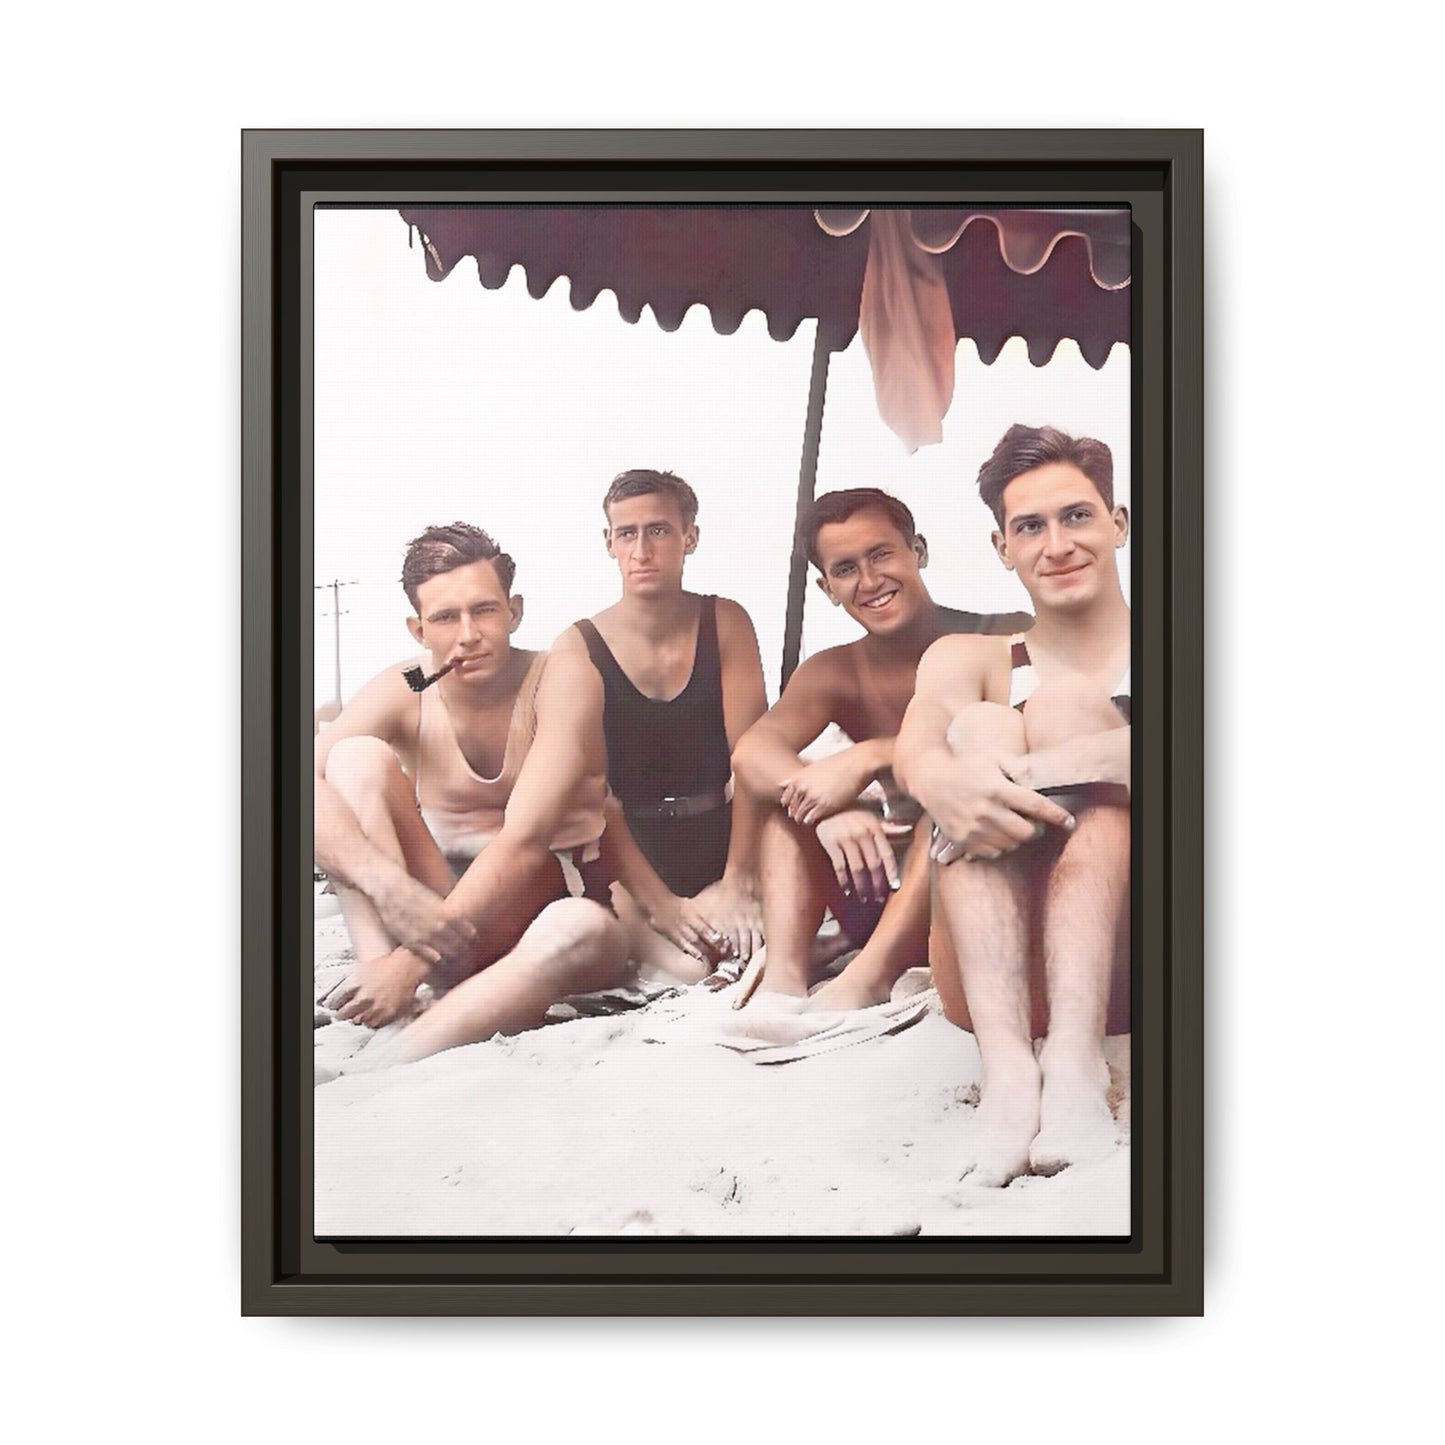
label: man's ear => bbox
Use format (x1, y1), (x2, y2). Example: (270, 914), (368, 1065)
(913, 533), (929, 569)
(406, 614), (425, 645)
(814, 573), (840, 607)
(602, 526), (615, 557)
(991, 529), (1014, 570)
(1112, 505), (1130, 547)
(683, 525), (699, 555)
(508, 594), (525, 633)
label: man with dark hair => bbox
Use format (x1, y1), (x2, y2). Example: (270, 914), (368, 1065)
(896, 425), (1131, 1187)
(732, 487), (1029, 1006)
(976, 424), (1117, 527)
(313, 522), (636, 1060)
(553, 468), (769, 975)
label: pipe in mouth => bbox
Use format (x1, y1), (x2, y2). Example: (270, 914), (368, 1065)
(402, 658), (458, 693)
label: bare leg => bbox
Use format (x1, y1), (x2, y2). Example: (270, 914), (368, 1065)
(933, 703), (1042, 1186)
(936, 849), (1041, 1186)
(806, 818), (933, 1010)
(324, 736), (454, 961)
(753, 809), (837, 997)
(373, 899), (630, 1066)
(1030, 802), (1130, 1174)
(610, 886), (713, 986)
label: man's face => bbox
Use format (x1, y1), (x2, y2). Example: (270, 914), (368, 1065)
(604, 492), (695, 598)
(992, 462), (1127, 611)
(813, 507), (930, 636)
(405, 558), (521, 682)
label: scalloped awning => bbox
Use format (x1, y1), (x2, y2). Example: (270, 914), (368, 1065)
(398, 205), (1129, 451)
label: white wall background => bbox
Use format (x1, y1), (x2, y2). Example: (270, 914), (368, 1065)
(6, 4), (1436, 1441)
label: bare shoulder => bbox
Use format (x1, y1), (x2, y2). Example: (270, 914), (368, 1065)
(792, 642), (854, 686)
(342, 661), (420, 731)
(314, 660), (419, 772)
(538, 644), (602, 696)
(714, 595), (759, 639)
(777, 644), (854, 709)
(548, 622), (589, 657)
(936, 605), (1034, 638)
(918, 631), (1008, 678)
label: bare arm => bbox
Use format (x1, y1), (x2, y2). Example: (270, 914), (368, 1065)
(1011, 726), (1131, 794)
(893, 636), (1005, 805)
(312, 664), (419, 893)
(732, 656), (832, 799)
(732, 651), (871, 797)
(713, 598), (768, 880)
(440, 650), (602, 929)
(310, 663), (471, 959)
(897, 636), (1074, 858)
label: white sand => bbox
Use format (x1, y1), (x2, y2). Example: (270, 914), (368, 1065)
(313, 891), (1130, 1238)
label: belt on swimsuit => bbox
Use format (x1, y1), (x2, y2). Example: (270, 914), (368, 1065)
(622, 781), (732, 821)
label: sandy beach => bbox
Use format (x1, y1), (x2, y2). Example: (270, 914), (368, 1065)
(314, 891), (1131, 1238)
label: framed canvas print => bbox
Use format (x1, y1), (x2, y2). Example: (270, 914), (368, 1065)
(241, 128), (1202, 1314)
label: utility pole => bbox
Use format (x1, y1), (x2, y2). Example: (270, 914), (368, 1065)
(315, 579), (359, 708)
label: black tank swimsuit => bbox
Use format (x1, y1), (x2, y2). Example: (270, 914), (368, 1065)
(575, 596), (732, 898)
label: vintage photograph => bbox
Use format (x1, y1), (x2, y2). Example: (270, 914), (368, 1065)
(310, 203), (1133, 1238)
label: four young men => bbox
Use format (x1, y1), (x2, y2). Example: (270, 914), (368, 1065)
(317, 427), (1131, 1184)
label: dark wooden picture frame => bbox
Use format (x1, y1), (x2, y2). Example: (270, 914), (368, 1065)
(242, 128), (1202, 1316)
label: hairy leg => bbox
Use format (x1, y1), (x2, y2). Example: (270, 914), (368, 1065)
(931, 700), (1048, 1185)
(806, 818), (932, 1010)
(1030, 801), (1130, 1174)
(753, 809), (838, 996)
(324, 735), (454, 960)
(374, 899), (630, 1066)
(935, 849), (1042, 1186)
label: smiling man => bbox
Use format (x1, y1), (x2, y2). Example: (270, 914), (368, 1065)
(312, 522), (631, 1050)
(732, 488), (1028, 1005)
(553, 469), (769, 977)
(895, 426), (1132, 1187)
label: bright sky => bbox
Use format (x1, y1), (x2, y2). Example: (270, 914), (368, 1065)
(314, 208), (1130, 709)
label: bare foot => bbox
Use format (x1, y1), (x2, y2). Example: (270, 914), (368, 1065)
(1030, 1042), (1116, 1176)
(964, 1055), (1042, 1188)
(806, 969), (891, 1012)
(753, 964), (811, 1000)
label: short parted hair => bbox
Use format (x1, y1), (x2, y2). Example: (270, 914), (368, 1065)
(400, 522), (516, 611)
(805, 488), (918, 568)
(603, 469), (699, 528)
(977, 424), (1115, 528)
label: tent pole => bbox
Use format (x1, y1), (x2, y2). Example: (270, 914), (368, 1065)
(780, 329), (831, 692)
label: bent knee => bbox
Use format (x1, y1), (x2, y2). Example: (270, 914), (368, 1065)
(946, 701), (1026, 756)
(324, 734), (406, 794)
(1022, 690), (1127, 752)
(528, 898), (628, 987)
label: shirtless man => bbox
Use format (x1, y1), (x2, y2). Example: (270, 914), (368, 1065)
(314, 522), (636, 1065)
(553, 469), (769, 972)
(732, 488), (1028, 1006)
(895, 425), (1131, 1186)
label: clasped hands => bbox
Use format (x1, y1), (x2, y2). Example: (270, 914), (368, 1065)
(326, 870), (478, 1029)
(923, 753), (1074, 865)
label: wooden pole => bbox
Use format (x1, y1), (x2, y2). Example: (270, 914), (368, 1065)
(779, 329), (831, 692)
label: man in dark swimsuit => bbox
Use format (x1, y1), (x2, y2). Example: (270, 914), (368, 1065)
(896, 425), (1132, 1188)
(552, 469), (769, 976)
